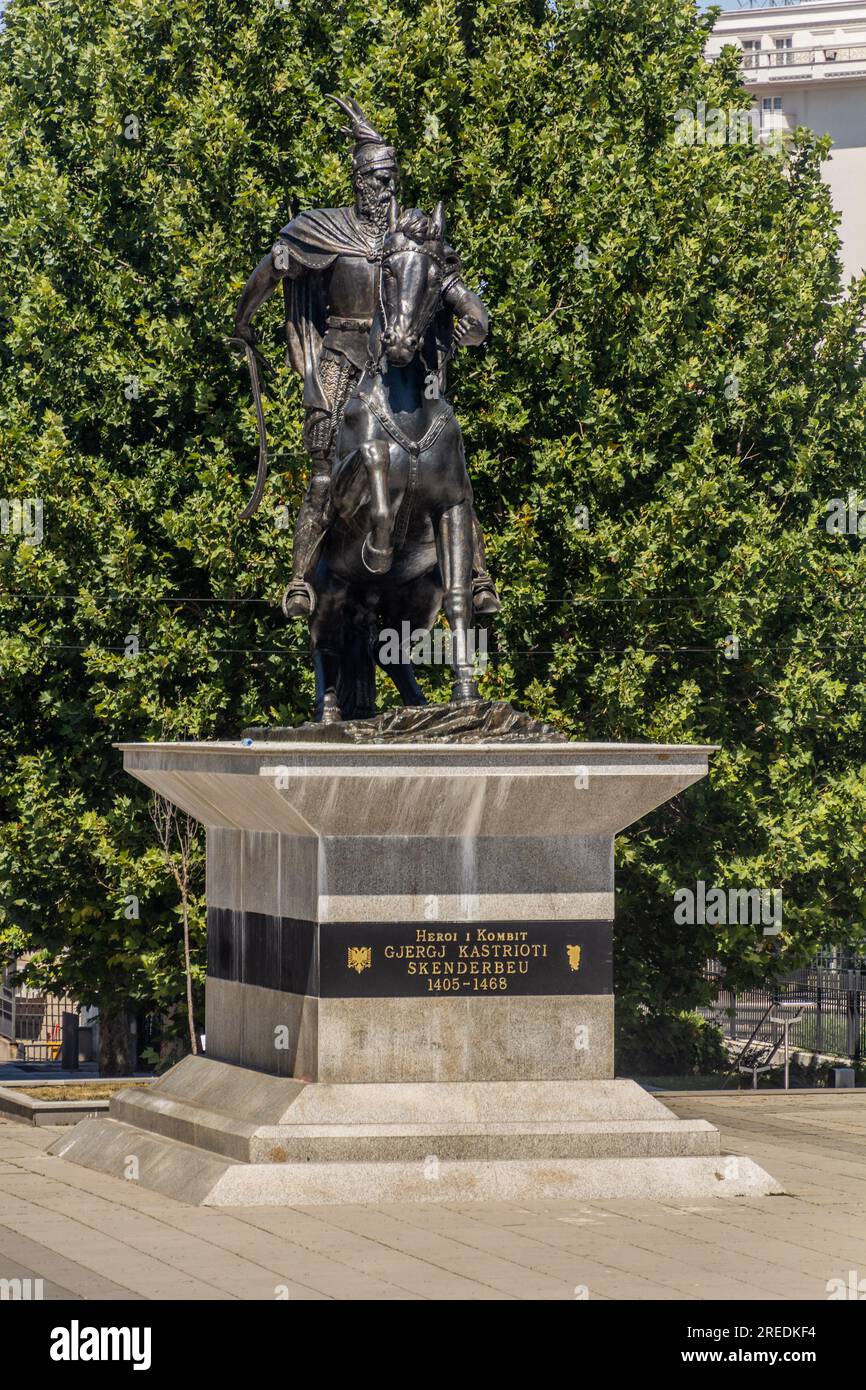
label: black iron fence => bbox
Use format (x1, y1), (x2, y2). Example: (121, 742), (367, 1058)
(12, 991), (67, 1059)
(702, 967), (865, 1063)
(0, 967), (14, 1043)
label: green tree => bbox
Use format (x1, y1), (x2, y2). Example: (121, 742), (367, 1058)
(1, 0), (864, 1059)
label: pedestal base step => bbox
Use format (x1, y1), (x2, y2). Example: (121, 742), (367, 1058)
(103, 1056), (718, 1162)
(50, 1118), (780, 1205)
(48, 1056), (781, 1205)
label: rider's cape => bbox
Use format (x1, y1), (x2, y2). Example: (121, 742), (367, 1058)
(277, 206), (460, 411)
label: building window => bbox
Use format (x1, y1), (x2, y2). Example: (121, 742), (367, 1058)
(773, 36), (794, 67)
(742, 38), (761, 70)
(761, 96), (783, 127)
(760, 96), (781, 130)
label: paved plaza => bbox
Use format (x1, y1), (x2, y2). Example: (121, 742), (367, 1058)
(0, 1090), (863, 1301)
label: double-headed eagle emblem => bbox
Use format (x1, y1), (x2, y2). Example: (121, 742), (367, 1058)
(347, 946), (372, 974)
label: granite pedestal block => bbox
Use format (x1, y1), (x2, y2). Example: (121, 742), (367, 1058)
(203, 824), (615, 1083)
(51, 731), (780, 1203)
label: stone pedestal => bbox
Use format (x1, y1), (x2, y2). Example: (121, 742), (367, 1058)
(52, 729), (780, 1203)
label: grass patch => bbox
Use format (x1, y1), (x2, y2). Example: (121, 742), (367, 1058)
(14, 1082), (152, 1102)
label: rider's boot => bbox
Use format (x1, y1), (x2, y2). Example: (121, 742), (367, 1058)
(281, 580), (317, 620)
(281, 466), (330, 620)
(472, 573), (501, 616)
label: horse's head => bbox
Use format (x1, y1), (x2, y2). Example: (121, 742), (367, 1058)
(379, 204), (446, 367)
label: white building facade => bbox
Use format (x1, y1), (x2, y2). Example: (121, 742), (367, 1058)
(705, 1), (866, 282)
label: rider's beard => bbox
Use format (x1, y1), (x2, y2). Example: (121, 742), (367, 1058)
(356, 178), (395, 232)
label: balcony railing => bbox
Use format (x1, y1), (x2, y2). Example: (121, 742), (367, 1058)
(738, 44), (866, 70)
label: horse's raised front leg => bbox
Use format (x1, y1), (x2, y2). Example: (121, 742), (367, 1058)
(360, 439), (394, 576)
(437, 499), (480, 704)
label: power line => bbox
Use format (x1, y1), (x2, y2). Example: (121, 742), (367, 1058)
(3, 592), (863, 607)
(10, 644), (860, 657)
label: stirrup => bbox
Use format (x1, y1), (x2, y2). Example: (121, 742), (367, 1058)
(472, 575), (501, 615)
(281, 580), (316, 619)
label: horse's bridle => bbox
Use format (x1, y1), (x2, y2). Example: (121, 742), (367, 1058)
(371, 237), (446, 375)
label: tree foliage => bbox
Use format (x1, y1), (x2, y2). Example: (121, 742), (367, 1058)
(1, 0), (865, 1038)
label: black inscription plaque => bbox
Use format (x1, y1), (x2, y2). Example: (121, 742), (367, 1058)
(208, 909), (612, 999)
(320, 921), (611, 997)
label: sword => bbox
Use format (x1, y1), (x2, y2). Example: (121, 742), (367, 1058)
(228, 336), (269, 520)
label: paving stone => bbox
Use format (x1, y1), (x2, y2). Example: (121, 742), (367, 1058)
(0, 1093), (863, 1300)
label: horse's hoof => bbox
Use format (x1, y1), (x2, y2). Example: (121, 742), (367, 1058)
(451, 679), (481, 704)
(281, 582), (315, 619)
(362, 536), (394, 575)
(472, 580), (501, 615)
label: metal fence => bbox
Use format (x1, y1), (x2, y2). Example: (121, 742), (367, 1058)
(11, 987), (78, 1060)
(702, 967), (865, 1063)
(0, 967), (14, 1042)
(740, 45), (866, 70)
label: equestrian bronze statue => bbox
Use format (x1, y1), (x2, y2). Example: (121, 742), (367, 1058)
(232, 96), (496, 721)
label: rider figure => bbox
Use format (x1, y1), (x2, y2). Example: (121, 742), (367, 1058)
(232, 95), (499, 620)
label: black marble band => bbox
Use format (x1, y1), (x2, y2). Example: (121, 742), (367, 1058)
(207, 907), (613, 999)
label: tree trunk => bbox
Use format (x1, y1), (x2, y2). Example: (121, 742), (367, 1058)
(98, 1004), (134, 1076)
(181, 899), (198, 1056)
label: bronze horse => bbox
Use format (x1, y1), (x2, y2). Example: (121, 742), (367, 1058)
(310, 204), (483, 723)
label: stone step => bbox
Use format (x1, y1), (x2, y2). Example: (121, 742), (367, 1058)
(111, 1086), (256, 1160)
(248, 1119), (720, 1163)
(108, 1057), (720, 1163)
(111, 1083), (720, 1162)
(49, 1119), (780, 1206)
(49, 1118), (240, 1206)
(115, 1054), (680, 1124)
